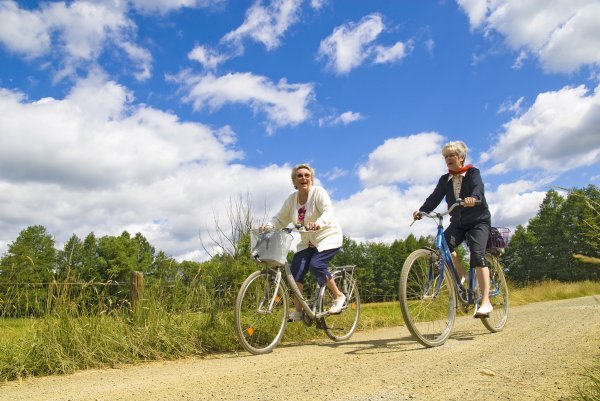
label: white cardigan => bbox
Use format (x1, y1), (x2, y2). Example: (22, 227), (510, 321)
(269, 186), (343, 252)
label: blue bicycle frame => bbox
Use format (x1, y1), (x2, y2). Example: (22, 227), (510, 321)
(431, 221), (476, 304)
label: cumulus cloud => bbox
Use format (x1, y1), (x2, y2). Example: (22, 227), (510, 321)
(0, 0), (151, 81)
(0, 76), (298, 260)
(171, 71), (314, 133)
(222, 0), (303, 51)
(457, 0), (600, 73)
(482, 84), (600, 173)
(0, 1), (50, 57)
(318, 13), (411, 74)
(486, 179), (550, 228)
(357, 132), (447, 187)
(0, 73), (241, 188)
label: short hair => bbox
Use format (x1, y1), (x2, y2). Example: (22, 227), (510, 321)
(442, 141), (468, 160)
(291, 163), (315, 189)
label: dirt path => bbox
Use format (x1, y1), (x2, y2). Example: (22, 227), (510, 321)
(1, 296), (599, 401)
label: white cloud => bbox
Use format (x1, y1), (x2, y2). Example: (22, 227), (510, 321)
(0, 76), (299, 260)
(222, 0), (303, 51)
(318, 13), (412, 74)
(335, 111), (363, 125)
(310, 0), (327, 10)
(486, 179), (549, 228)
(171, 71), (314, 133)
(322, 167), (347, 181)
(336, 185), (418, 242)
(374, 40), (412, 64)
(188, 45), (229, 71)
(319, 111), (364, 126)
(0, 1), (151, 81)
(318, 14), (384, 74)
(0, 74), (242, 188)
(129, 0), (225, 14)
(0, 1), (50, 57)
(458, 0), (600, 73)
(497, 96), (524, 115)
(482, 84), (600, 173)
(357, 132), (447, 187)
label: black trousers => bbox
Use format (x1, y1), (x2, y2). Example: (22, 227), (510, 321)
(444, 220), (490, 268)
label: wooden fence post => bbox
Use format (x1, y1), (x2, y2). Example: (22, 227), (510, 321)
(130, 271), (144, 309)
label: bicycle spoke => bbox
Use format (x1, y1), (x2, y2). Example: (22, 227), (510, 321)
(399, 249), (456, 347)
(321, 272), (360, 342)
(235, 271), (288, 354)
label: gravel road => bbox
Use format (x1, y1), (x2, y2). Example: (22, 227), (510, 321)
(1, 295), (599, 401)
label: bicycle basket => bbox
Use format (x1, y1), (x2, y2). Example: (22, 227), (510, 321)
(250, 229), (293, 266)
(487, 227), (510, 250)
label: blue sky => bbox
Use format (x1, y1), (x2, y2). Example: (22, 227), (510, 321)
(1, 0), (599, 261)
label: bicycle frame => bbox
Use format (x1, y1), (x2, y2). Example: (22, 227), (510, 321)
(433, 219), (476, 305)
(417, 200), (480, 305)
(252, 228), (355, 320)
(257, 262), (353, 320)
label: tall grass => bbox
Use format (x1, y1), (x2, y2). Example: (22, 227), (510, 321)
(0, 279), (598, 383)
(574, 362), (600, 401)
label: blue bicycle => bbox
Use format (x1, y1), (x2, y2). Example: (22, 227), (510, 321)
(399, 200), (509, 347)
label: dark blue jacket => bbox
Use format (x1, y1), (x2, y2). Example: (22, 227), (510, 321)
(419, 167), (491, 226)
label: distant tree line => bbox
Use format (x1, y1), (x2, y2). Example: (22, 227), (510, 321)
(0, 185), (597, 316)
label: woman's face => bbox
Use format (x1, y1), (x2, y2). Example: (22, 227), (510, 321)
(294, 167), (313, 192)
(444, 152), (465, 170)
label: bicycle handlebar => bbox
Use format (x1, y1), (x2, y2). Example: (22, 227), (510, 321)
(258, 223), (323, 233)
(412, 198), (482, 225)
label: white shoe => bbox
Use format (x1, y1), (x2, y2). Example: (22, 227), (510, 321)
(329, 294), (346, 314)
(474, 303), (493, 318)
(288, 311), (303, 322)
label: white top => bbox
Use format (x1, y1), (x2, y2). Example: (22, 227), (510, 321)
(448, 171), (466, 200)
(269, 186), (343, 252)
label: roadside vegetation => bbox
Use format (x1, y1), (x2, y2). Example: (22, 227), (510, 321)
(0, 185), (598, 401)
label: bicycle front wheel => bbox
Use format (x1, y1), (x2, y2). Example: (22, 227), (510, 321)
(320, 272), (361, 341)
(399, 248), (457, 347)
(481, 253), (509, 332)
(234, 269), (288, 355)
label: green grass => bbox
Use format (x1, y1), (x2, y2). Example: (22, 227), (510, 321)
(0, 280), (598, 385)
(574, 359), (600, 401)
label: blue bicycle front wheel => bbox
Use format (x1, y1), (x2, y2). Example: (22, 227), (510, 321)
(399, 249), (457, 347)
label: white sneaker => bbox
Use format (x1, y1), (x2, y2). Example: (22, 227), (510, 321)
(288, 311), (303, 322)
(473, 303), (493, 318)
(329, 294), (346, 314)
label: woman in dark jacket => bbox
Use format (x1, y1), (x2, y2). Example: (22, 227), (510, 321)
(412, 141), (493, 317)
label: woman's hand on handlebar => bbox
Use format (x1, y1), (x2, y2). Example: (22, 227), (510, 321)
(305, 222), (320, 231)
(412, 211), (422, 220)
(462, 196), (479, 207)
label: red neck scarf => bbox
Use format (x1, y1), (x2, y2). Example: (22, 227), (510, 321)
(449, 164), (473, 176)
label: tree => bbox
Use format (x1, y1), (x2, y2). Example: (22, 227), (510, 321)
(0, 225), (56, 284)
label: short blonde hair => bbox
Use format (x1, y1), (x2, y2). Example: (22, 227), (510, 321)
(291, 163), (315, 189)
(442, 141), (468, 160)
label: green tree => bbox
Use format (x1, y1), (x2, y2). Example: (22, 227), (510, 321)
(0, 225), (56, 284)
(95, 231), (154, 282)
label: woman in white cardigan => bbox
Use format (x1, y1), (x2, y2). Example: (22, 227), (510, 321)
(267, 163), (345, 321)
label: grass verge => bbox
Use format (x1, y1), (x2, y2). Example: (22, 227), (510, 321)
(0, 280), (598, 384)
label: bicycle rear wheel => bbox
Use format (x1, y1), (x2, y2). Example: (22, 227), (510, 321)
(480, 253), (509, 332)
(399, 249), (457, 347)
(320, 271), (361, 341)
(234, 269), (288, 355)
